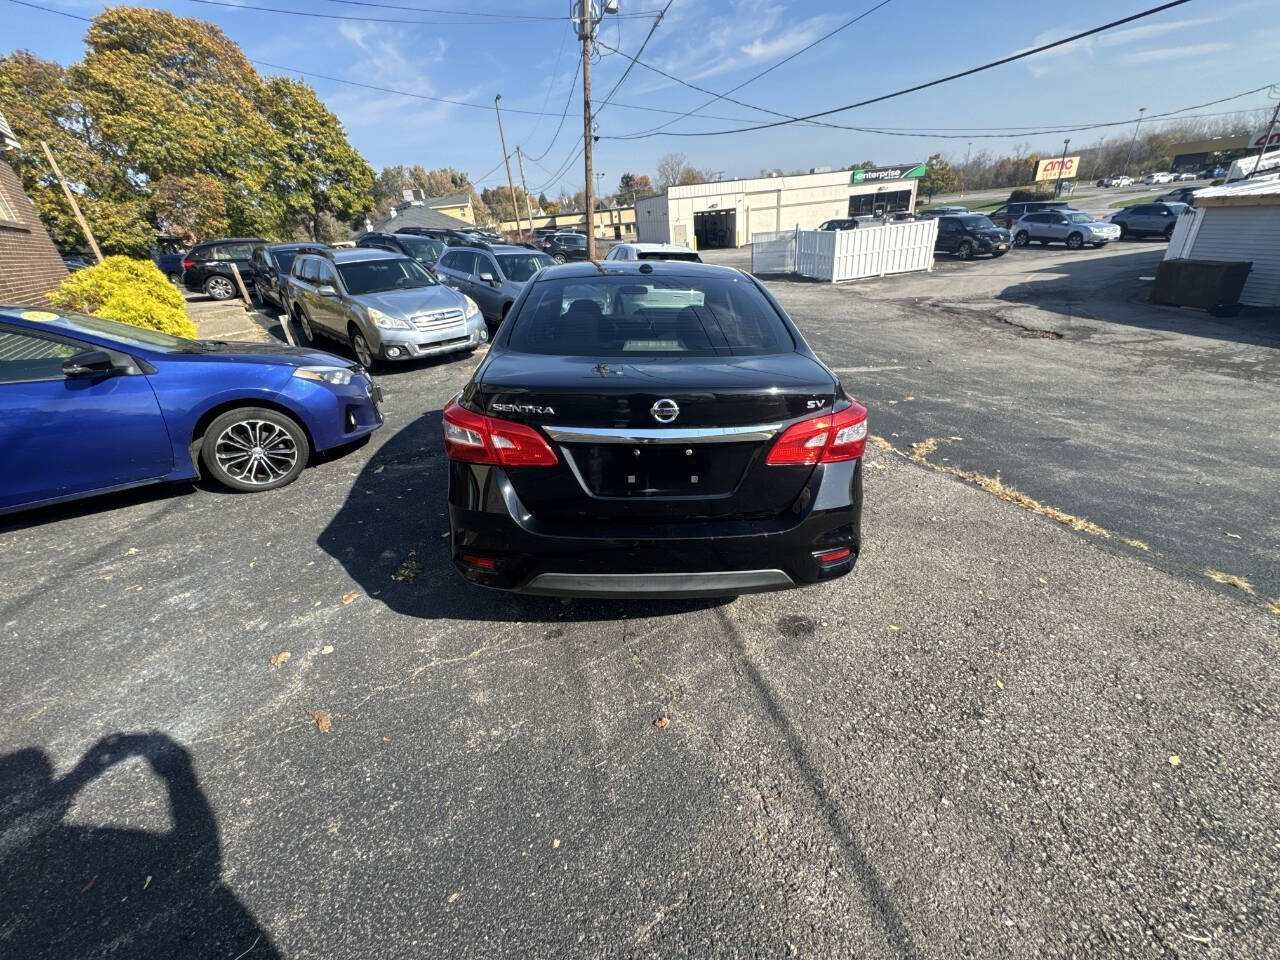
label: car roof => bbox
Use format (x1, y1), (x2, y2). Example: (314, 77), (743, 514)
(535, 260), (741, 281)
(613, 242), (697, 253)
(265, 242), (325, 252)
(447, 243), (543, 255)
(194, 237), (266, 245)
(327, 248), (402, 262)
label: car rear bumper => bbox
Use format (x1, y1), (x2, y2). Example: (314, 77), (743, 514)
(447, 458), (863, 598)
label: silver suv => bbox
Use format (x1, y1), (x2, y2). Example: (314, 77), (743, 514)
(433, 244), (553, 330)
(285, 249), (486, 370)
(1012, 208), (1121, 249)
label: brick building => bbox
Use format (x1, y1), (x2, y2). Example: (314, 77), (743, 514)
(0, 111), (69, 305)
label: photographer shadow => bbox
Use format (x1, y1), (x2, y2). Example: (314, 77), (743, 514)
(0, 733), (278, 959)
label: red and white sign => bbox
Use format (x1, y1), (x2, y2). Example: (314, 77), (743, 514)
(1249, 129), (1280, 149)
(1034, 156), (1080, 181)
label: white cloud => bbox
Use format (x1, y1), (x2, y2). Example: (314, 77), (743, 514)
(1127, 42), (1232, 63)
(1021, 15), (1227, 76)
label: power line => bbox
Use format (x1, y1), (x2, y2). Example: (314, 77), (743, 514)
(603, 0), (1198, 139)
(622, 0), (895, 137)
(318, 0), (662, 19)
(525, 55), (581, 162)
(522, 25), (570, 145)
(6, 0), (89, 20)
(593, 0), (673, 118)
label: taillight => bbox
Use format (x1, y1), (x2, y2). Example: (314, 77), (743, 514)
(182, 259), (194, 270)
(766, 402), (868, 465)
(442, 400), (558, 467)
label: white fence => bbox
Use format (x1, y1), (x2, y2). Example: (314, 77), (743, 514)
(751, 220), (939, 282)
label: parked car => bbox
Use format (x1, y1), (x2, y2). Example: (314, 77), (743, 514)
(251, 242), (329, 311)
(541, 232), (590, 263)
(916, 206), (969, 219)
(60, 253), (90, 273)
(1155, 187), (1200, 206)
(182, 238), (266, 301)
(1106, 175), (1134, 187)
(150, 237), (187, 283)
(0, 306), (381, 513)
(934, 214), (1011, 259)
(434, 243), (554, 329)
(1013, 209), (1121, 249)
(442, 259), (866, 597)
(284, 248), (485, 370)
(532, 226), (562, 240)
(355, 232), (448, 270)
(1144, 172), (1174, 185)
(603, 242), (701, 262)
(1174, 172), (1198, 181)
(1109, 202), (1188, 240)
(988, 200), (1069, 230)
(817, 217), (860, 230)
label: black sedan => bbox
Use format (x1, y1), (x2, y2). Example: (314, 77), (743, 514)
(442, 260), (866, 598)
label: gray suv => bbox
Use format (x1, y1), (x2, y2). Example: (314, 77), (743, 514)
(1012, 208), (1121, 249)
(433, 244), (553, 330)
(1110, 202), (1188, 240)
(284, 248), (486, 370)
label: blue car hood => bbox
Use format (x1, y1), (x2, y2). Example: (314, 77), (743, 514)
(191, 340), (347, 367)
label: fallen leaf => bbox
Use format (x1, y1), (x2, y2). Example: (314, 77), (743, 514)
(382, 736), (392, 743)
(1225, 532), (1241, 539)
(320, 644), (334, 655)
(995, 679), (1004, 690)
(125, 585), (142, 592)
(948, 436), (964, 441)
(552, 838), (561, 849)
(904, 395), (915, 401)
(81, 874), (97, 893)
(447, 892), (460, 904)
(123, 547), (139, 556)
(1038, 577), (1048, 585)
(341, 592), (359, 605)
(374, 465), (385, 474)
(888, 625), (901, 632)
(392, 552), (421, 583)
(653, 716), (670, 729)
(1168, 755), (1182, 767)
(309, 709), (332, 733)
(1203, 569), (1255, 595)
(269, 651), (291, 669)
(1267, 599), (1280, 616)
(142, 875), (152, 890)
(249, 561), (255, 569)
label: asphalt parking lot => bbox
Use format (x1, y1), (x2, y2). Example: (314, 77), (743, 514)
(2, 245), (1277, 959)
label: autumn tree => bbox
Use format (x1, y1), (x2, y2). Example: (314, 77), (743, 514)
(919, 153), (959, 202)
(617, 172), (653, 201)
(151, 175), (228, 242)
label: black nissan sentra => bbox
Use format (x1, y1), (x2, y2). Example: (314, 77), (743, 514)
(443, 259), (866, 598)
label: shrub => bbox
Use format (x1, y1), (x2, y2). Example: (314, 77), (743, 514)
(48, 256), (195, 338)
(1008, 189), (1057, 203)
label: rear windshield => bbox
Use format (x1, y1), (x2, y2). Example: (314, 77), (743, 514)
(498, 253), (554, 282)
(338, 257), (437, 295)
(396, 235), (445, 262)
(508, 274), (794, 357)
(638, 251), (700, 262)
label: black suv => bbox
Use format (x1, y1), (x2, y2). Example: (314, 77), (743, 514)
(355, 232), (448, 270)
(934, 214), (1011, 259)
(443, 259), (867, 598)
(817, 218), (859, 231)
(987, 201), (1068, 230)
(251, 242), (329, 310)
(182, 238), (266, 300)
(541, 232), (590, 262)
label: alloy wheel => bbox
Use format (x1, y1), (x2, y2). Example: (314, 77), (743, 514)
(299, 311), (315, 343)
(351, 330), (374, 369)
(1067, 233), (1083, 249)
(1014, 231), (1029, 247)
(206, 276), (235, 300)
(957, 241), (973, 260)
(213, 419), (299, 487)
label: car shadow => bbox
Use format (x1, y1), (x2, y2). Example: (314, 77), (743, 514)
(316, 409), (728, 623)
(0, 733), (280, 959)
(998, 245), (1279, 348)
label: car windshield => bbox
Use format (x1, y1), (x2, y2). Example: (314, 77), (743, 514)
(396, 235), (445, 262)
(638, 251), (700, 261)
(1065, 212), (1095, 223)
(957, 215), (996, 229)
(271, 250), (301, 273)
(509, 274), (793, 357)
(338, 257), (436, 294)
(43, 310), (202, 352)
(497, 253), (554, 282)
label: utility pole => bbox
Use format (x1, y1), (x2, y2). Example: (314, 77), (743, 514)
(578, 0), (596, 259)
(1121, 107), (1146, 178)
(1245, 95), (1280, 180)
(40, 140), (102, 263)
(961, 141), (971, 198)
(515, 146), (536, 233)
(1055, 138), (1070, 196)
(494, 94), (524, 241)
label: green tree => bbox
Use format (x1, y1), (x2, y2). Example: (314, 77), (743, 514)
(263, 77), (373, 240)
(919, 153), (959, 202)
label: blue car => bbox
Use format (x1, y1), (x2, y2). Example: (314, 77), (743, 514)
(0, 306), (383, 515)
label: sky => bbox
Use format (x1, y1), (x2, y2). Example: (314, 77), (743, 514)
(3, 0), (1279, 199)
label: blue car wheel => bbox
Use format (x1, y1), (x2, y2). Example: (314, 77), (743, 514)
(200, 407), (309, 492)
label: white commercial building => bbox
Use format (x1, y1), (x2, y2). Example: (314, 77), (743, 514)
(1166, 162), (1280, 309)
(636, 165), (924, 249)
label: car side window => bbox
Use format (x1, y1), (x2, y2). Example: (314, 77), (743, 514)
(1131, 205), (1156, 215)
(299, 257), (319, 283)
(0, 326), (84, 384)
(991, 208), (1008, 218)
(315, 260), (337, 288)
(476, 254), (498, 278)
(454, 252), (478, 275)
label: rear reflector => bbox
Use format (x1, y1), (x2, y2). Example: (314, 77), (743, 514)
(766, 402), (868, 465)
(461, 553), (496, 569)
(816, 547), (852, 564)
(182, 260), (194, 270)
(442, 399), (558, 468)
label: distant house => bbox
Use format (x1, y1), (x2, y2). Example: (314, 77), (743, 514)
(361, 189), (475, 235)
(0, 111), (69, 305)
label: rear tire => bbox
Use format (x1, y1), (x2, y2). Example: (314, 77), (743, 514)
(201, 407), (308, 492)
(956, 240), (973, 260)
(167, 271), (182, 284)
(553, 253), (567, 264)
(1014, 231), (1029, 247)
(204, 275), (236, 300)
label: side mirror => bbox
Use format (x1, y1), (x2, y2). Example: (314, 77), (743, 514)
(479, 272), (497, 284)
(317, 284), (338, 297)
(62, 349), (117, 378)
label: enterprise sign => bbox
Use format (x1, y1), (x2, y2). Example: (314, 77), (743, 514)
(851, 163), (926, 184)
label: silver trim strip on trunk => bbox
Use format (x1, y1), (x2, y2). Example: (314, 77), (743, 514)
(542, 423), (782, 445)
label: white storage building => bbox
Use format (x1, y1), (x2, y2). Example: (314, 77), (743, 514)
(636, 165), (924, 250)
(1166, 166), (1280, 309)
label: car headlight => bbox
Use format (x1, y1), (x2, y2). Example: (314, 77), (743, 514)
(293, 365), (354, 386)
(368, 307), (411, 330)
(463, 296), (481, 321)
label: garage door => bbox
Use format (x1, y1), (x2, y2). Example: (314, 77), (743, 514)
(1189, 207), (1280, 307)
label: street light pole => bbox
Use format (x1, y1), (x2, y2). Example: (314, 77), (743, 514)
(961, 140), (971, 198)
(1121, 107), (1146, 178)
(1055, 138), (1070, 196)
(494, 94), (524, 240)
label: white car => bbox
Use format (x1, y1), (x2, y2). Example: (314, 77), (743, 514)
(1144, 172), (1174, 185)
(603, 242), (701, 263)
(1175, 172), (1198, 181)
(1105, 175), (1134, 187)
